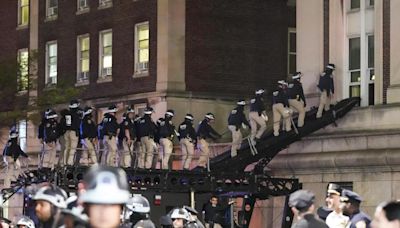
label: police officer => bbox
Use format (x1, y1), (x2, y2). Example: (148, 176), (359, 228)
(288, 190), (329, 228)
(228, 100), (250, 157)
(288, 72), (307, 128)
(317, 63), (335, 118)
(197, 113), (221, 170)
(16, 216), (35, 228)
(340, 189), (371, 228)
(40, 109), (59, 169)
(325, 183), (349, 228)
(158, 110), (177, 170)
(170, 208), (191, 228)
(80, 165), (130, 228)
(101, 105), (119, 167)
(123, 194), (156, 228)
(178, 114), (197, 170)
(119, 107), (136, 168)
(60, 99), (82, 166)
(3, 129), (29, 188)
(138, 107), (158, 169)
(184, 205), (205, 228)
(80, 106), (98, 165)
(33, 185), (68, 228)
(249, 89), (268, 144)
(272, 80), (291, 137)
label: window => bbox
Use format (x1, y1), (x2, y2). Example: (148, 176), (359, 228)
(368, 35), (375, 105)
(18, 0), (29, 26)
(287, 28), (296, 76)
(99, 0), (112, 8)
(368, 0), (374, 7)
(17, 120), (27, 151)
(77, 35), (90, 83)
(17, 49), (29, 92)
(134, 22), (149, 75)
(349, 37), (360, 99)
(328, 182), (353, 191)
(46, 0), (58, 18)
(46, 41), (57, 86)
(350, 0), (360, 9)
(99, 30), (112, 78)
(77, 0), (89, 11)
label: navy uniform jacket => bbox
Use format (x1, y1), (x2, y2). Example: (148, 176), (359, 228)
(288, 80), (306, 105)
(60, 109), (82, 134)
(293, 214), (329, 228)
(102, 113), (119, 137)
(138, 115), (157, 138)
(318, 72), (335, 96)
(118, 118), (136, 140)
(43, 119), (59, 143)
(80, 115), (97, 140)
(228, 106), (250, 129)
(272, 88), (289, 107)
(349, 211), (371, 228)
(3, 138), (28, 161)
(250, 95), (265, 115)
(158, 117), (175, 139)
(197, 119), (220, 140)
(178, 120), (197, 142)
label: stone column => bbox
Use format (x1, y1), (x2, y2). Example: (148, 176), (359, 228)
(156, 0), (186, 92)
(296, 0), (324, 106)
(387, 0), (400, 103)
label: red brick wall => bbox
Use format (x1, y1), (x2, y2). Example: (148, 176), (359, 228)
(185, 0), (292, 97)
(37, 0), (158, 99)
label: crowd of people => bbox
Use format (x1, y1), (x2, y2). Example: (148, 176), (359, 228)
(289, 184), (400, 228)
(0, 165), (237, 228)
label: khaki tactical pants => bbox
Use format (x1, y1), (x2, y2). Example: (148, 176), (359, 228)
(289, 99), (306, 127)
(249, 111), (266, 140)
(4, 157), (22, 188)
(197, 139), (210, 168)
(141, 136), (156, 169)
(317, 90), (331, 118)
(273, 103), (291, 136)
(160, 138), (173, 170)
(64, 130), (79, 165)
(135, 141), (144, 168)
(121, 140), (133, 168)
(106, 136), (118, 167)
(58, 134), (66, 166)
(180, 138), (194, 169)
(43, 142), (57, 169)
(83, 138), (98, 165)
(228, 125), (242, 157)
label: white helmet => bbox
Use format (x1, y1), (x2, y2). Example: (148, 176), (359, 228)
(33, 185), (68, 209)
(126, 194), (151, 214)
(170, 208), (190, 221)
(80, 166), (130, 205)
(17, 217), (35, 228)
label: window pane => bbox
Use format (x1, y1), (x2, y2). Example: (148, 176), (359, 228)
(351, 0), (360, 9)
(49, 65), (57, 76)
(102, 32), (112, 47)
(351, 71), (361, 83)
(289, 32), (296, 53)
(22, 6), (29, 25)
(103, 56), (112, 68)
(139, 49), (149, 62)
(369, 0), (374, 6)
(369, 83), (374, 105)
(104, 46), (112, 55)
(49, 0), (58, 7)
(369, 69), (375, 81)
(81, 59), (89, 72)
(18, 50), (29, 91)
(368, 35), (374, 68)
(21, 0), (29, 5)
(289, 54), (296, 75)
(81, 50), (89, 59)
(81, 37), (90, 51)
(138, 26), (149, 40)
(139, 40), (149, 49)
(349, 37), (360, 70)
(49, 44), (57, 56)
(349, 85), (360, 97)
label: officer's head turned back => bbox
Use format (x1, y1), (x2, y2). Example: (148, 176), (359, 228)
(205, 113), (215, 122)
(165, 109), (175, 119)
(69, 99), (80, 109)
(326, 63), (335, 73)
(107, 105), (118, 115)
(255, 88), (265, 96)
(292, 72), (302, 81)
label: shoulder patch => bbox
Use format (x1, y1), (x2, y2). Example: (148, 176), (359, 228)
(88, 119), (92, 124)
(231, 109), (237, 114)
(180, 124), (187, 130)
(46, 123), (51, 127)
(288, 83), (294, 88)
(250, 99), (256, 104)
(273, 91), (279, 96)
(124, 121), (129, 126)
